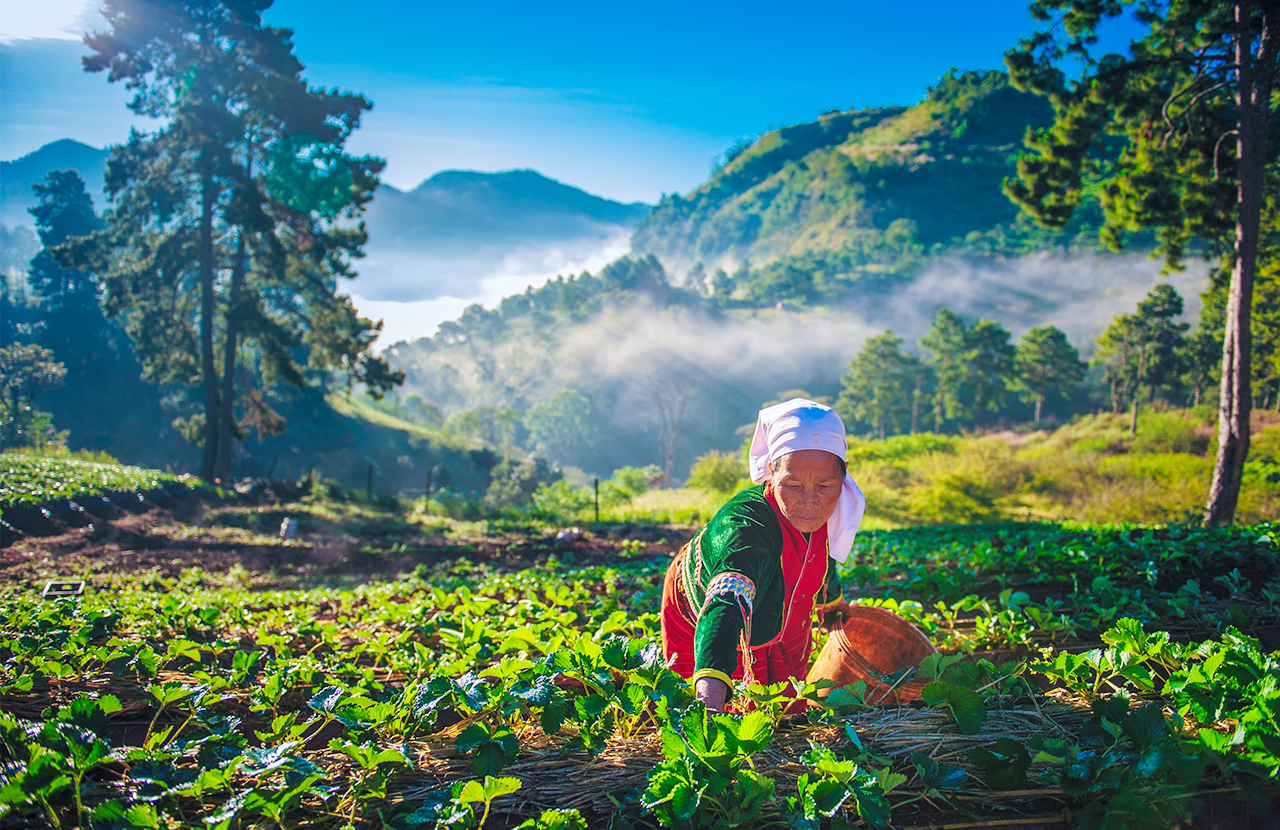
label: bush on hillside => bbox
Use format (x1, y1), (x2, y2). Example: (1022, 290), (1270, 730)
(600, 465), (662, 507)
(485, 455), (561, 509)
(531, 480), (595, 519)
(686, 450), (748, 494)
(415, 490), (487, 522)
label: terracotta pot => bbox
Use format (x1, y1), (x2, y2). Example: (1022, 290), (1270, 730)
(807, 605), (939, 704)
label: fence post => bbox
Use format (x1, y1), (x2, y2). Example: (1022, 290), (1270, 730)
(594, 477), (600, 522)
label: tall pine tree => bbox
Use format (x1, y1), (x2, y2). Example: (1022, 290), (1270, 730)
(1004, 0), (1279, 523)
(67, 0), (401, 480)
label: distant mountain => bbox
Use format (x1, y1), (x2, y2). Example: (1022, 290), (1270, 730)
(631, 70), (1107, 295)
(359, 169), (650, 302)
(0, 141), (650, 304)
(0, 139), (109, 226)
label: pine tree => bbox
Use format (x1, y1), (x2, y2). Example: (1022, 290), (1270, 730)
(966, 319), (1017, 428)
(1004, 0), (1280, 523)
(835, 331), (918, 440)
(1093, 284), (1189, 434)
(920, 309), (971, 432)
(65, 0), (401, 480)
(1013, 325), (1085, 423)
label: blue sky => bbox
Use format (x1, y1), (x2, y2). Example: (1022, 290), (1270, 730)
(1, 0), (1146, 202)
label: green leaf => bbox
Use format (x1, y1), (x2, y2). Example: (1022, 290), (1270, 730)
(670, 782), (699, 819)
(640, 769), (681, 808)
(539, 699), (569, 736)
(948, 687), (986, 735)
(920, 680), (949, 706)
(659, 725), (687, 761)
(806, 778), (850, 816)
(911, 752), (967, 791)
(825, 684), (868, 712)
(480, 775), (522, 800)
(733, 710), (773, 755)
(516, 808), (588, 830)
(968, 737), (1031, 789)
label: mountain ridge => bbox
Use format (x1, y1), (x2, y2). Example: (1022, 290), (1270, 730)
(0, 140), (649, 303)
(630, 69), (1104, 293)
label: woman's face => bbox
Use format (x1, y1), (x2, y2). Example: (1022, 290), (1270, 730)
(768, 450), (844, 533)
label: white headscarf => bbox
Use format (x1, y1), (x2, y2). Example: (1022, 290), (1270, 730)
(748, 398), (865, 563)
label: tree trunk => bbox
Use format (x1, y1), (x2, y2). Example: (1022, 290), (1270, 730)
(1206, 0), (1277, 526)
(1034, 394), (1043, 424)
(198, 172), (219, 481)
(878, 412), (885, 441)
(215, 230), (245, 481)
(1130, 397), (1139, 436)
(215, 148), (251, 482)
(911, 373), (921, 434)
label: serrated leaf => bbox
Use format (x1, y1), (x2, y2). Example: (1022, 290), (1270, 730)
(670, 782), (699, 819)
(948, 686), (986, 735)
(734, 710), (773, 755)
(307, 686), (344, 715)
(480, 775), (522, 799)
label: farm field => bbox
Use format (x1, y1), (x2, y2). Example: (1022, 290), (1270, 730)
(1, 476), (1279, 829)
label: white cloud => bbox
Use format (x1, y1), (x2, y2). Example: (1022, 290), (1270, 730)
(0, 0), (96, 43)
(348, 226), (633, 346)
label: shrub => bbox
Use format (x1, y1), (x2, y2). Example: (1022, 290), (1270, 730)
(485, 455), (561, 509)
(1131, 410), (1211, 455)
(847, 433), (959, 465)
(686, 450), (747, 493)
(415, 490), (487, 521)
(600, 465), (661, 507)
(531, 480), (594, 519)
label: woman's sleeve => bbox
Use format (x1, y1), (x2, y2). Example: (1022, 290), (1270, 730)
(819, 555), (844, 610)
(690, 516), (773, 689)
(692, 596), (745, 687)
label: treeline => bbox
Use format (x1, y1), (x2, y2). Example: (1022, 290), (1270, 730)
(833, 279), (1279, 441)
(416, 255), (706, 349)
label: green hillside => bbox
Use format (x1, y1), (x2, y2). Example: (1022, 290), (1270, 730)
(632, 70), (1110, 301)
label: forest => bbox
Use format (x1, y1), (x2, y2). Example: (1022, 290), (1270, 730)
(1, 0), (1279, 828)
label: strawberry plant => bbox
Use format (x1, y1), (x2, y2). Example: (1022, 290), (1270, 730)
(641, 704), (776, 828)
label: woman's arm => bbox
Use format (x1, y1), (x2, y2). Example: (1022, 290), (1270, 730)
(695, 676), (729, 712)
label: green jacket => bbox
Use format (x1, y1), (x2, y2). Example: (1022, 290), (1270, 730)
(677, 485), (843, 686)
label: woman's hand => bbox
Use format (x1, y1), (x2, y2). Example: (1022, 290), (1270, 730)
(820, 597), (853, 632)
(695, 677), (729, 712)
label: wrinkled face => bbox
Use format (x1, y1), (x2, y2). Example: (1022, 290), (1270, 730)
(768, 450), (844, 533)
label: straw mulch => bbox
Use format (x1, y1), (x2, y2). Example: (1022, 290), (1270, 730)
(392, 692), (1102, 828)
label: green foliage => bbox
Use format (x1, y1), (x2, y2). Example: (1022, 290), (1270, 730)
(632, 68), (1088, 295)
(790, 744), (895, 828)
(836, 331), (921, 440)
(485, 455), (561, 510)
(685, 450), (747, 494)
(1013, 325), (1085, 421)
(523, 389), (596, 461)
(599, 465), (661, 507)
(0, 453), (191, 509)
(1094, 285), (1189, 419)
(641, 705), (776, 828)
(67, 0), (398, 480)
(918, 310), (1014, 430)
(840, 408), (1277, 527)
(0, 344), (67, 451)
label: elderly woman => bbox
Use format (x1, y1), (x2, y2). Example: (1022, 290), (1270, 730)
(660, 398), (865, 712)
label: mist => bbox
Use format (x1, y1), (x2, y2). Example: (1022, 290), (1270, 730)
(391, 251), (1211, 479)
(351, 226), (633, 345)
